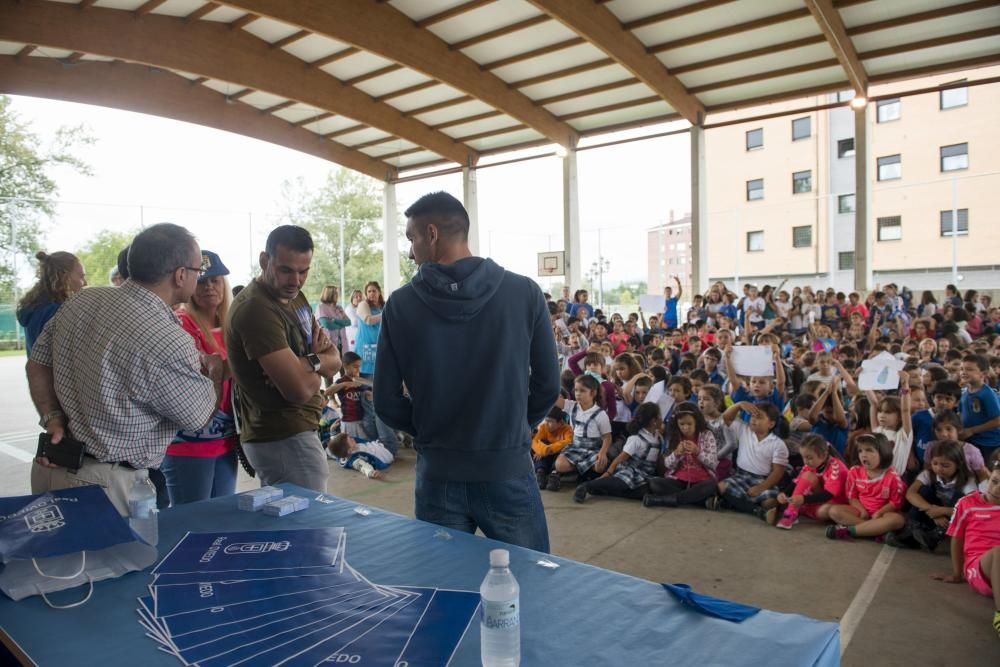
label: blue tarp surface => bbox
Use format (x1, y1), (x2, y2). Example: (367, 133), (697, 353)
(0, 484), (839, 666)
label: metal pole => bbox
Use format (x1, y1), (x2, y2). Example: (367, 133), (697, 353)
(597, 228), (604, 309)
(951, 177), (959, 285)
(11, 215), (21, 350)
(339, 218), (345, 304)
(248, 212), (253, 278)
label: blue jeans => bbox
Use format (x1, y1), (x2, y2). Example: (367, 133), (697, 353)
(360, 380), (400, 455)
(161, 451), (238, 506)
(414, 468), (551, 553)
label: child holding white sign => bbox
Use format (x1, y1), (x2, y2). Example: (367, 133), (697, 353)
(724, 344), (786, 422)
(865, 369), (914, 478)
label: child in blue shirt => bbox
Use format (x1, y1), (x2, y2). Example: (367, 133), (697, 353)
(959, 354), (1000, 457)
(912, 380), (961, 464)
(724, 343), (786, 421)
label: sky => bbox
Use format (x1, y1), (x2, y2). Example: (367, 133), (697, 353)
(9, 94), (691, 293)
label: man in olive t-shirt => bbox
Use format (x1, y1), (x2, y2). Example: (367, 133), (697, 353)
(226, 226), (341, 492)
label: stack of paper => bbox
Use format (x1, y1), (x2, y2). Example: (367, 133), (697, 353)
(858, 351), (906, 391)
(136, 528), (480, 666)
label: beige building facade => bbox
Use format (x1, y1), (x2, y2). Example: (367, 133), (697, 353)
(701, 66), (1000, 293)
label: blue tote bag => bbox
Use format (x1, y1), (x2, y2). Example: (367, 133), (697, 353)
(0, 485), (157, 606)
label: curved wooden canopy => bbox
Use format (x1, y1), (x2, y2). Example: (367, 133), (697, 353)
(0, 0), (997, 181)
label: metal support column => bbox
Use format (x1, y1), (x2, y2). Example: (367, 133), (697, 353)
(690, 126), (708, 295)
(462, 166), (480, 256)
(562, 150), (582, 290)
(382, 182), (400, 295)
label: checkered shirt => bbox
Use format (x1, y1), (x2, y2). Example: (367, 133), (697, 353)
(31, 282), (216, 469)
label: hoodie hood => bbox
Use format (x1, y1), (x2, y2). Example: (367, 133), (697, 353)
(410, 257), (504, 322)
(16, 300), (53, 330)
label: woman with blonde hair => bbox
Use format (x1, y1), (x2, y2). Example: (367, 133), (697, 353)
(317, 284), (351, 355)
(16, 250), (86, 356)
(161, 250), (238, 505)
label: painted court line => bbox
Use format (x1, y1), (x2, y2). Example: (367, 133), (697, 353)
(0, 440), (35, 463)
(839, 544), (897, 656)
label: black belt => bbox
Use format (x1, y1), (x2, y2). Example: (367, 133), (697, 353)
(84, 453), (139, 470)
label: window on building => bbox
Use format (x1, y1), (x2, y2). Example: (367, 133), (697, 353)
(792, 170), (812, 194)
(746, 178), (764, 201)
(838, 193), (855, 214)
(792, 116), (811, 140)
(838, 252), (855, 270)
(792, 225), (812, 248)
(877, 216), (902, 241)
(837, 90), (855, 103)
(746, 128), (763, 150)
(876, 98), (900, 123)
(940, 143), (968, 172)
(940, 209), (969, 236)
(747, 231), (764, 252)
(837, 138), (855, 158)
(940, 83), (968, 110)
(877, 154), (901, 181)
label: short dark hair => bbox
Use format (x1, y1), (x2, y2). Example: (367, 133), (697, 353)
(929, 380), (961, 402)
(963, 353), (989, 372)
(342, 351), (362, 366)
(403, 191), (470, 240)
(855, 432), (894, 470)
(128, 223), (196, 284)
(265, 225), (313, 256)
(117, 246), (130, 280)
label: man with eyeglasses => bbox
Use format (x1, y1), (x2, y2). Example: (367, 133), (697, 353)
(26, 223), (222, 515)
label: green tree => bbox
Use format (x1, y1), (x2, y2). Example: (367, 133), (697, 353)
(279, 169), (414, 302)
(0, 95), (93, 299)
(75, 229), (135, 287)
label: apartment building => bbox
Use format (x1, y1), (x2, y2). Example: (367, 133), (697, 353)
(647, 212), (692, 298)
(702, 66), (1000, 293)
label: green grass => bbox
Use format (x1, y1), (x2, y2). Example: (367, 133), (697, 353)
(0, 349), (26, 357)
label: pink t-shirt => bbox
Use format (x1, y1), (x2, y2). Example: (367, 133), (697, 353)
(846, 466), (906, 515)
(947, 492), (1000, 568)
(798, 457), (850, 505)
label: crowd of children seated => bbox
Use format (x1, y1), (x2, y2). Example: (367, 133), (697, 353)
(541, 281), (1000, 637)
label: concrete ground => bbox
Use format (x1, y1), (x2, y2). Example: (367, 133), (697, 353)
(1, 353), (997, 664)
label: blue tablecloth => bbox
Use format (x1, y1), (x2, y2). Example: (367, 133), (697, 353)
(0, 484), (839, 666)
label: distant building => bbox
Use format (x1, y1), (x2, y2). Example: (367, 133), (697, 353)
(647, 211), (692, 298)
(703, 66), (1000, 292)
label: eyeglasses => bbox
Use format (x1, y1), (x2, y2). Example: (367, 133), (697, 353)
(181, 266), (207, 277)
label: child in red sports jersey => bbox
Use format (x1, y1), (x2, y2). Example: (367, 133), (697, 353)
(826, 433), (907, 541)
(934, 459), (1000, 638)
(769, 434), (849, 529)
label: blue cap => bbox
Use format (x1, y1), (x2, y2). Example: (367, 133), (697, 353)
(199, 250), (230, 281)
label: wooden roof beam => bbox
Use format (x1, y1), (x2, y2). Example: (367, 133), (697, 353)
(135, 0), (169, 17)
(804, 0), (868, 95)
(0, 56), (394, 181)
(526, 0), (705, 124)
(185, 3), (220, 23)
(417, 0), (496, 28)
(1, 0), (472, 165)
(214, 0), (578, 148)
(16, 44), (36, 58)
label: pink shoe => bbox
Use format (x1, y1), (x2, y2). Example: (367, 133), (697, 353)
(776, 509), (799, 530)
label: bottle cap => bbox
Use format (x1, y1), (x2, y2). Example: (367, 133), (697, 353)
(489, 549), (509, 567)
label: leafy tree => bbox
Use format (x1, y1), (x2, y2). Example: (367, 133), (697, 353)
(75, 229), (135, 287)
(279, 169), (414, 302)
(0, 95), (93, 299)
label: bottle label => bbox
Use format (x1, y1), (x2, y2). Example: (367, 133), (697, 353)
(481, 598), (519, 631)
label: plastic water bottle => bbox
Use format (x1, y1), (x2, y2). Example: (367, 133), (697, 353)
(127, 469), (159, 546)
(480, 548), (520, 666)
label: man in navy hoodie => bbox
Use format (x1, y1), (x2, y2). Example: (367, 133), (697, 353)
(374, 191), (560, 552)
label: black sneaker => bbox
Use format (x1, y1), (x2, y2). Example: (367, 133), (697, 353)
(546, 472), (561, 492)
(535, 469), (548, 490)
(884, 531), (919, 550)
(912, 525), (946, 552)
(704, 496), (721, 511)
(573, 484), (588, 504)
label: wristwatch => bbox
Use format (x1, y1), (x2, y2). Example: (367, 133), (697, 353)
(306, 353), (322, 373)
(39, 410), (65, 428)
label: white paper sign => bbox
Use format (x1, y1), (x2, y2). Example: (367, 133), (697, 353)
(858, 351), (905, 391)
(731, 346), (774, 377)
(639, 295), (662, 314)
(644, 380), (675, 418)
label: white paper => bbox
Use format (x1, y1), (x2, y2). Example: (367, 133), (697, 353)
(858, 352), (905, 391)
(639, 295), (662, 314)
(731, 346), (774, 377)
(644, 380), (675, 418)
